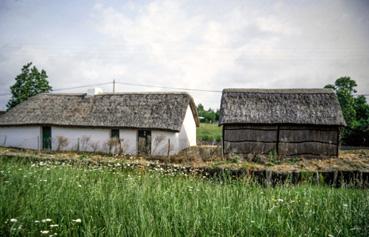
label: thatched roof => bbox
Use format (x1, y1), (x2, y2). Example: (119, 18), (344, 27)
(0, 92), (199, 131)
(219, 88), (346, 126)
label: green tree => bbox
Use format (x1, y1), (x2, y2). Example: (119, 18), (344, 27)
(325, 77), (357, 127)
(197, 104), (220, 123)
(325, 77), (369, 145)
(7, 62), (52, 110)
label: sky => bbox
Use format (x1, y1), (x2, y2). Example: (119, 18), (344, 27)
(0, 0), (368, 109)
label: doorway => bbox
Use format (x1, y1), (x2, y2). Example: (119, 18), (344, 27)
(138, 130), (151, 155)
(42, 126), (52, 150)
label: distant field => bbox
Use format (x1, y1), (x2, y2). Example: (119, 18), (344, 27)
(1, 157), (369, 236)
(197, 123), (222, 142)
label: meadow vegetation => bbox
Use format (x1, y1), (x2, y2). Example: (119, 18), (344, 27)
(1, 157), (369, 236)
(197, 123), (222, 142)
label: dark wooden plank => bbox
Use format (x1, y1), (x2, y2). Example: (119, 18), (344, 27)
(224, 129), (277, 142)
(279, 142), (337, 156)
(279, 125), (338, 131)
(276, 125), (280, 155)
(224, 124), (278, 131)
(279, 129), (337, 144)
(224, 141), (276, 154)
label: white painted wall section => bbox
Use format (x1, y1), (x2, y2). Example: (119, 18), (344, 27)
(51, 127), (111, 152)
(180, 105), (197, 147)
(51, 127), (138, 154)
(0, 126), (40, 149)
(119, 129), (137, 155)
(151, 131), (178, 156)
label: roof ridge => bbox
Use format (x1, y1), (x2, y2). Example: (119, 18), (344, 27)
(223, 88), (334, 94)
(43, 91), (192, 96)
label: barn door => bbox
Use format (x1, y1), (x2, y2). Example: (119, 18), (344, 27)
(138, 130), (151, 155)
(42, 126), (52, 150)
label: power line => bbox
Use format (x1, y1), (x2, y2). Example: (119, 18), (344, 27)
(0, 80), (368, 97)
(115, 81), (222, 93)
(52, 82), (112, 92)
(0, 82), (112, 97)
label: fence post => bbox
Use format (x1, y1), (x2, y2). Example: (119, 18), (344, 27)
(37, 136), (40, 152)
(77, 138), (80, 152)
(3, 135), (7, 146)
(167, 139), (171, 159)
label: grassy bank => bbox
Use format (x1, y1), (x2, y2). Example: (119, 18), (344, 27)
(197, 123), (222, 142)
(1, 157), (369, 236)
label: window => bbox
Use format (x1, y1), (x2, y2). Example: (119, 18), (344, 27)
(111, 129), (120, 139)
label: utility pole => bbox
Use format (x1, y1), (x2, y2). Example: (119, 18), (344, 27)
(113, 80), (115, 93)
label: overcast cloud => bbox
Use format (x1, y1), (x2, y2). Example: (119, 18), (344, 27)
(0, 0), (368, 109)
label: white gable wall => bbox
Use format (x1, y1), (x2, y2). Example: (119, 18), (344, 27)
(180, 105), (197, 147)
(151, 105), (197, 156)
(0, 126), (41, 149)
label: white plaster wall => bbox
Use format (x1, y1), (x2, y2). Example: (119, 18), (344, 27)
(52, 127), (111, 152)
(119, 129), (137, 155)
(51, 127), (138, 154)
(151, 105), (197, 156)
(151, 130), (178, 156)
(0, 126), (41, 149)
(179, 105), (197, 147)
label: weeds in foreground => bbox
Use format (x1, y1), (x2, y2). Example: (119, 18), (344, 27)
(0, 157), (368, 236)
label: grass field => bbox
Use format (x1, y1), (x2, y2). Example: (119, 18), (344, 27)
(197, 123), (222, 142)
(1, 157), (369, 236)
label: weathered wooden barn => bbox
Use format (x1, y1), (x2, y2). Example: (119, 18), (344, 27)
(219, 89), (346, 157)
(0, 91), (199, 156)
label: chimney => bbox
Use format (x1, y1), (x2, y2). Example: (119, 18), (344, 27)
(86, 88), (103, 96)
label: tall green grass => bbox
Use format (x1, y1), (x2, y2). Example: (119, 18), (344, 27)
(1, 157), (368, 236)
(197, 123), (222, 142)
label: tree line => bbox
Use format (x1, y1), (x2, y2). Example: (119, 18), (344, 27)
(196, 104), (220, 123)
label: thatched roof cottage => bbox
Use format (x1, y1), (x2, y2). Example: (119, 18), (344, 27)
(0, 91), (199, 155)
(219, 89), (346, 157)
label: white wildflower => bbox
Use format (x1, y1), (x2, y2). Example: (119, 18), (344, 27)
(72, 218), (82, 223)
(42, 218), (52, 223)
(277, 198), (284, 202)
(50, 224), (59, 228)
(10, 218), (17, 223)
(40, 230), (50, 234)
(343, 203), (348, 207)
(35, 220), (40, 223)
